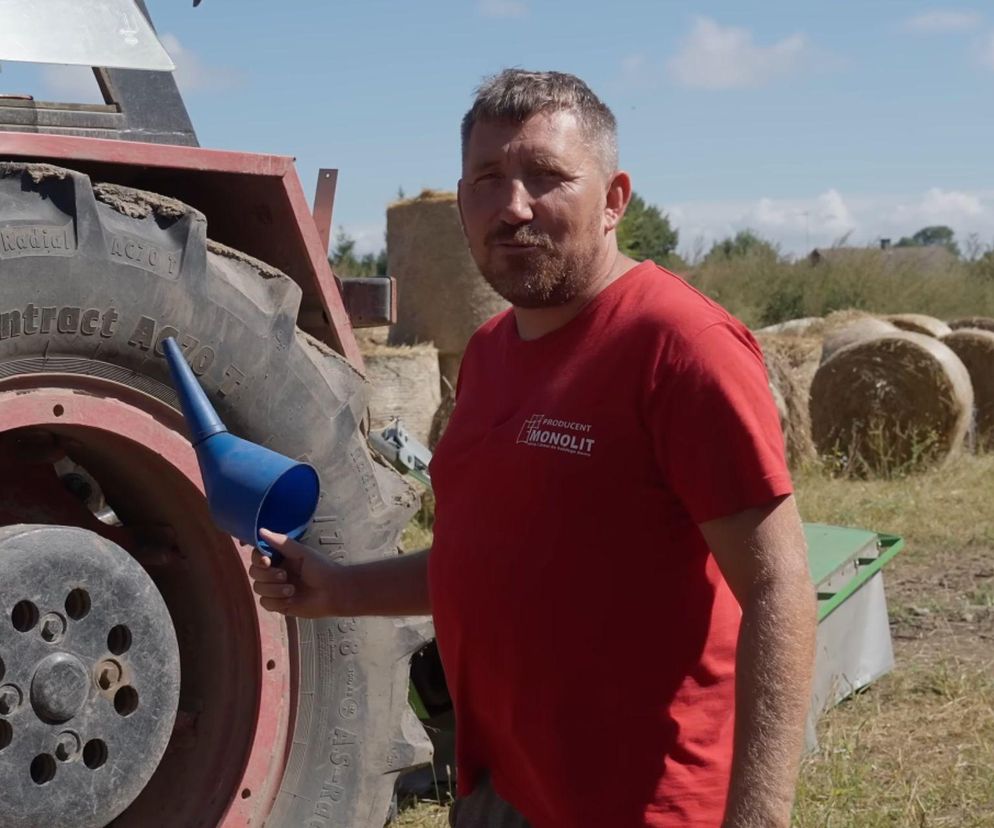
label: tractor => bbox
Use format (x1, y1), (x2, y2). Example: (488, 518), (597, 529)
(0, 2), (431, 825)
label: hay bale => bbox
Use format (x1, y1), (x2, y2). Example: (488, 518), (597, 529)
(810, 331), (973, 476)
(755, 333), (819, 467)
(386, 190), (509, 356)
(821, 317), (900, 364)
(361, 343), (442, 445)
(949, 316), (994, 333)
(756, 317), (822, 337)
(438, 353), (463, 391)
(884, 313), (952, 338)
(354, 325), (390, 348)
(942, 329), (994, 449)
(428, 383), (456, 451)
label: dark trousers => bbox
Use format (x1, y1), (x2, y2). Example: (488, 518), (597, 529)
(448, 774), (532, 828)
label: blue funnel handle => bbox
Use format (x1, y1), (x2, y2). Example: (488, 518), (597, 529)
(162, 337), (227, 446)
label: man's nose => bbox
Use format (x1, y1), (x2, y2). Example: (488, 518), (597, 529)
(498, 178), (534, 225)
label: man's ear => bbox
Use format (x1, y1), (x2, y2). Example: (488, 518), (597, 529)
(456, 178), (468, 237)
(604, 170), (632, 233)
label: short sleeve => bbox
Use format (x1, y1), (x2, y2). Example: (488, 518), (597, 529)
(647, 321), (793, 524)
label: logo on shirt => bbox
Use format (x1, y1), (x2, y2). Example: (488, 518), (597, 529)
(516, 414), (595, 457)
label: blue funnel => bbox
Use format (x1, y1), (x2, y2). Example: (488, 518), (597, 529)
(162, 337), (320, 562)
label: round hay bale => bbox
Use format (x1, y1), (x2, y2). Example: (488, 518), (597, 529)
(754, 333), (819, 467)
(756, 317), (822, 337)
(884, 313), (952, 338)
(428, 383), (456, 451)
(821, 317), (900, 364)
(941, 328), (994, 449)
(810, 331), (973, 476)
(361, 343), (442, 445)
(949, 316), (994, 333)
(386, 190), (509, 355)
(438, 353), (463, 391)
(354, 325), (390, 348)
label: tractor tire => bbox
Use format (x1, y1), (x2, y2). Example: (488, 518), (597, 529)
(0, 163), (432, 827)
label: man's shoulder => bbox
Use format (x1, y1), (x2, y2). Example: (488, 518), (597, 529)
(620, 261), (741, 341)
(467, 306), (513, 347)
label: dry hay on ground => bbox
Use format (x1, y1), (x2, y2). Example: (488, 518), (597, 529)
(361, 343), (442, 444)
(810, 331), (973, 476)
(884, 313), (952, 338)
(949, 316), (994, 333)
(942, 328), (994, 449)
(820, 316), (900, 364)
(754, 333), (820, 467)
(386, 190), (508, 356)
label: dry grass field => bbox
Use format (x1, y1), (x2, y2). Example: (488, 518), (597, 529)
(395, 453), (994, 827)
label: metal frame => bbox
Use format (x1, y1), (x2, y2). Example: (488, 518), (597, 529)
(0, 1), (197, 146)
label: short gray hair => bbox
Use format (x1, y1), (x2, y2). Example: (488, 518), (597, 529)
(461, 69), (618, 173)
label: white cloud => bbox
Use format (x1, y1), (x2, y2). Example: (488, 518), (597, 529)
(38, 33), (239, 101)
(894, 187), (985, 224)
(668, 188), (994, 260)
(477, 0), (528, 19)
(157, 33), (241, 94)
(666, 17), (808, 90)
(902, 10), (982, 33)
(333, 223), (386, 257)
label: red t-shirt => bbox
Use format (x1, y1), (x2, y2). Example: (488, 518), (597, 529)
(428, 261), (792, 828)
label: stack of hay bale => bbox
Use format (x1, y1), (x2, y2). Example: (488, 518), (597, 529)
(757, 310), (993, 476)
(380, 190), (508, 446)
(353, 190), (508, 447)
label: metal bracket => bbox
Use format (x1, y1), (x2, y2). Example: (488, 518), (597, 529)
(337, 276), (396, 328)
(369, 420), (432, 489)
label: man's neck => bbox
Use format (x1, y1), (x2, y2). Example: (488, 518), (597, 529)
(513, 251), (638, 341)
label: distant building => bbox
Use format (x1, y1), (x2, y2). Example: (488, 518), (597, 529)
(808, 244), (957, 273)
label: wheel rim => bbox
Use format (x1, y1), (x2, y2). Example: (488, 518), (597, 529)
(0, 525), (179, 828)
(0, 377), (294, 826)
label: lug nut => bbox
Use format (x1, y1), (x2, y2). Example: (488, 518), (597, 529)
(0, 685), (22, 715)
(96, 660), (122, 691)
(40, 613), (66, 643)
(54, 731), (81, 761)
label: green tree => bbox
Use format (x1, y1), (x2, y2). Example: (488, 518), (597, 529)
(895, 225), (960, 257)
(617, 193), (679, 265)
(330, 229), (387, 277)
(703, 229), (780, 264)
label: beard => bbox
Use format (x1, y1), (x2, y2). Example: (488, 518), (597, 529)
(476, 221), (602, 309)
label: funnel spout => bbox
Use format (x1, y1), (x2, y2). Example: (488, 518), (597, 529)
(162, 337), (227, 446)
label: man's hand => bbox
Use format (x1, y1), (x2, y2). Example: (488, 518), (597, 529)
(248, 530), (434, 619)
(248, 529), (351, 618)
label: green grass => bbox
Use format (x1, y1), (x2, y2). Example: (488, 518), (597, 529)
(685, 251), (994, 329)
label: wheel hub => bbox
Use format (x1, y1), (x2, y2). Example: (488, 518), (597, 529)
(31, 653), (89, 723)
(0, 524), (180, 828)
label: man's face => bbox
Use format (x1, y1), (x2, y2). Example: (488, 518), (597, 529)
(458, 110), (612, 308)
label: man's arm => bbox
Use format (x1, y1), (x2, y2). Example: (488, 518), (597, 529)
(247, 529), (432, 618)
(698, 494), (817, 828)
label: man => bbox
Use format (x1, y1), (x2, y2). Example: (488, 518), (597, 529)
(251, 70), (817, 828)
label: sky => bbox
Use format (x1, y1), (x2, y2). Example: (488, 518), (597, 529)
(2, 0), (993, 260)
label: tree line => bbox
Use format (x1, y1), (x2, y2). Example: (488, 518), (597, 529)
(330, 196), (990, 277)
